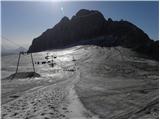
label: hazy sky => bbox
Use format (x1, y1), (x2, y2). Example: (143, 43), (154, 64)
(2, 1), (159, 49)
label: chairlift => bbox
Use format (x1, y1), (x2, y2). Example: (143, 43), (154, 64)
(11, 51), (36, 80)
(1, 36), (40, 80)
(34, 53), (57, 68)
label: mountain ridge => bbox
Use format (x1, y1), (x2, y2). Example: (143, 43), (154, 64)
(28, 9), (159, 60)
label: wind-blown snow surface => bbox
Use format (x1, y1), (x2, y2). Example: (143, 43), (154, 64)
(1, 45), (159, 118)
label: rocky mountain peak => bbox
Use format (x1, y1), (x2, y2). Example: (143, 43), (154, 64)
(28, 9), (158, 60)
(60, 16), (70, 23)
(76, 9), (90, 16)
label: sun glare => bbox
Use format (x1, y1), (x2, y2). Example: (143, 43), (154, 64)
(60, 7), (64, 15)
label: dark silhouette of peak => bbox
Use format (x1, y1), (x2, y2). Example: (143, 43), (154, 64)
(60, 16), (70, 23)
(28, 9), (158, 60)
(75, 9), (103, 17)
(76, 9), (91, 16)
(72, 9), (105, 20)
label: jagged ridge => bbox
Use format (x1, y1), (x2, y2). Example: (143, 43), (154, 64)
(28, 9), (158, 60)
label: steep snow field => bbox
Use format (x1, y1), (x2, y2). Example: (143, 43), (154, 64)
(1, 45), (159, 118)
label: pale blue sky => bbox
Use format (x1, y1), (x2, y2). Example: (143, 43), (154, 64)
(1, 1), (159, 49)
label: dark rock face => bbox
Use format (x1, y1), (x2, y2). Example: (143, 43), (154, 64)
(28, 9), (159, 60)
(28, 9), (106, 52)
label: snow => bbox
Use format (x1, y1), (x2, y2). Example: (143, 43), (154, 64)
(1, 45), (159, 118)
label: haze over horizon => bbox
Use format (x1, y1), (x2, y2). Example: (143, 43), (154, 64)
(2, 1), (159, 50)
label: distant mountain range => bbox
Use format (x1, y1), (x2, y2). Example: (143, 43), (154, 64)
(2, 47), (27, 56)
(28, 9), (159, 60)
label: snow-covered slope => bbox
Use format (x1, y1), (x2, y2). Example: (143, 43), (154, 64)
(1, 45), (159, 118)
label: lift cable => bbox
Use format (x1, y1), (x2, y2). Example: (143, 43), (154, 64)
(1, 36), (27, 51)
